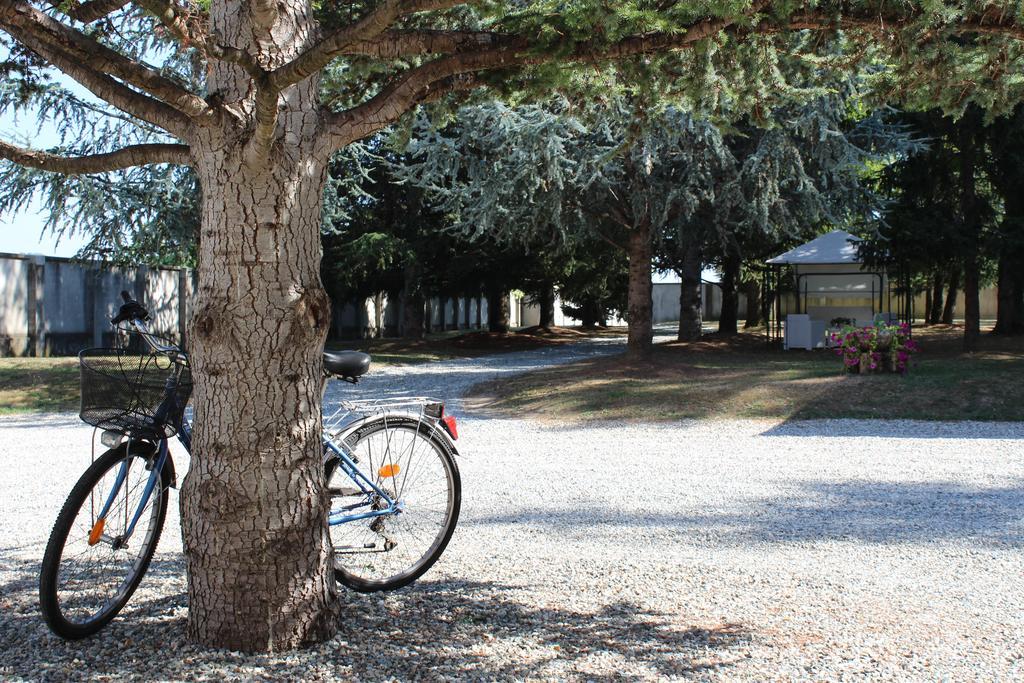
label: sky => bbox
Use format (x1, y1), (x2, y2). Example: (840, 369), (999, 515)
(0, 66), (89, 257)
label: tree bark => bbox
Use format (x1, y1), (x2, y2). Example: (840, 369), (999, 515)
(440, 295), (452, 331)
(538, 285), (556, 329)
(941, 269), (960, 324)
(678, 242), (703, 342)
(579, 300), (601, 328)
(372, 292), (384, 338)
(742, 277), (761, 328)
(402, 262), (425, 339)
(994, 250), (1024, 335)
(718, 252), (740, 335)
(928, 271), (944, 325)
(486, 286), (510, 333)
(183, 131), (338, 651)
(176, 0), (340, 653)
(964, 258), (981, 350)
(625, 222), (654, 357)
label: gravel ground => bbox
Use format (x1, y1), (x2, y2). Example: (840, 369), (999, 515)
(2, 330), (1023, 681)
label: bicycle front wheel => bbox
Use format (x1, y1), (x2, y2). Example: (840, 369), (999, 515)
(326, 417), (460, 592)
(39, 444), (169, 639)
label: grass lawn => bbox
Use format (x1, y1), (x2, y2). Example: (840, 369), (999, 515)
(466, 325), (1024, 423)
(328, 325), (625, 364)
(0, 357), (80, 414)
(0, 325), (618, 414)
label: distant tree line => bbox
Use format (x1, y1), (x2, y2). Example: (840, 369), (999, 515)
(11, 99), (1024, 354)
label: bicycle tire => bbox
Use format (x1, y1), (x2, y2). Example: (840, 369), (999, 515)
(39, 444), (169, 639)
(326, 417), (460, 592)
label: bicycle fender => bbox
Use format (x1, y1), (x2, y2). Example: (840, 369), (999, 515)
(334, 414), (460, 457)
(110, 440), (177, 489)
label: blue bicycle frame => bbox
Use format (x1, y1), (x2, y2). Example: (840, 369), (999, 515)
(95, 378), (392, 546)
(323, 439), (400, 525)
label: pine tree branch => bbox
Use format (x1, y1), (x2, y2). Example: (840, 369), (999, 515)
(327, 71), (483, 145)
(132, 0), (265, 79)
(323, 13), (733, 148)
(0, 140), (191, 173)
(251, 0), (462, 160)
(0, 20), (191, 136)
(270, 0), (467, 91)
(50, 0), (130, 23)
(340, 29), (510, 59)
(780, 8), (1024, 41)
(0, 0), (212, 122)
(322, 1), (1024, 151)
(270, 0), (405, 90)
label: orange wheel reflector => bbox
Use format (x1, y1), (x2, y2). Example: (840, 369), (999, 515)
(88, 518), (105, 546)
(378, 464), (400, 478)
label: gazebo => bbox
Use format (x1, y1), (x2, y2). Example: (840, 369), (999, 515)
(763, 230), (912, 349)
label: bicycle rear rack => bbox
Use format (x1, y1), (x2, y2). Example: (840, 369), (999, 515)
(323, 397), (444, 441)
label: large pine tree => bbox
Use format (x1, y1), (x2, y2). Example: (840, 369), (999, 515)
(2, 0), (1024, 652)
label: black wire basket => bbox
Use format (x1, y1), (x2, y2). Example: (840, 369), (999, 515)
(79, 331), (191, 440)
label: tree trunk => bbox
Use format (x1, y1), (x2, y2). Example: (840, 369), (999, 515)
(678, 242), (703, 342)
(475, 294), (483, 329)
(402, 262), (425, 339)
(373, 292), (385, 338)
(538, 286), (556, 329)
(928, 271), (944, 325)
(184, 136), (337, 651)
(941, 269), (960, 324)
(177, 0), (340, 653)
(579, 300), (600, 328)
(743, 277), (761, 328)
(994, 251), (1024, 335)
(718, 252), (740, 335)
(440, 296), (451, 331)
(625, 222), (654, 357)
(1016, 275), (1024, 334)
(486, 286), (510, 333)
(963, 257), (981, 351)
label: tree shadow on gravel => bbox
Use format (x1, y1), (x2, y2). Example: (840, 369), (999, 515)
(472, 479), (1024, 548)
(761, 420), (1024, 440)
(0, 555), (751, 682)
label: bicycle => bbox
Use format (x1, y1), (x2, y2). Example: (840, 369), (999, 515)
(39, 291), (462, 639)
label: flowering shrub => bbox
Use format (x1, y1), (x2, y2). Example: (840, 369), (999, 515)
(829, 322), (919, 374)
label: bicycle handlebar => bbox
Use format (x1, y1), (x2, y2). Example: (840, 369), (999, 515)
(110, 291), (181, 356)
(111, 290), (150, 326)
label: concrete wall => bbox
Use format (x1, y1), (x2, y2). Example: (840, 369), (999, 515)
(516, 282), (745, 328)
(329, 291), (497, 339)
(911, 287), (999, 320)
(651, 282), (748, 323)
(0, 253), (193, 357)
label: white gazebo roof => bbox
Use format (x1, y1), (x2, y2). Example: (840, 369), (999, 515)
(766, 230), (862, 265)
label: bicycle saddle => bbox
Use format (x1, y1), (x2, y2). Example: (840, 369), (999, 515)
(323, 350), (371, 379)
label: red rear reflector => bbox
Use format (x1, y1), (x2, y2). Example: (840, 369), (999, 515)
(441, 414), (458, 440)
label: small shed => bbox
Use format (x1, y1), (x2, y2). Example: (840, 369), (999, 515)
(764, 230), (912, 348)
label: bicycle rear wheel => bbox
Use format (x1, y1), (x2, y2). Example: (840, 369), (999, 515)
(39, 444), (168, 639)
(326, 417), (460, 592)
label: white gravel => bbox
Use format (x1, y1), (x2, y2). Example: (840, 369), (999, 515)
(2, 331), (1023, 681)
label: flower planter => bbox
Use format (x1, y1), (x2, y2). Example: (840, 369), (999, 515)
(831, 322), (918, 376)
(859, 352), (873, 373)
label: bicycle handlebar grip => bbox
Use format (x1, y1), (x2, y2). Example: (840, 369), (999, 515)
(111, 291), (150, 325)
